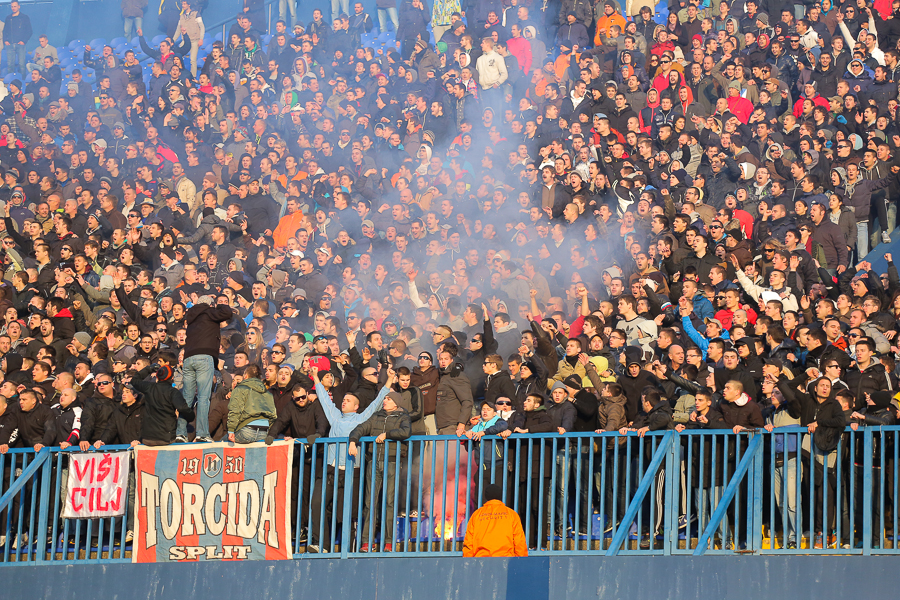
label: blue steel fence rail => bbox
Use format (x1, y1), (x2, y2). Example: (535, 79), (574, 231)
(2, 427), (900, 564)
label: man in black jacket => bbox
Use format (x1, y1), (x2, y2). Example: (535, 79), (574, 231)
(93, 383), (144, 541)
(115, 285), (159, 335)
(129, 365), (195, 445)
(0, 390), (54, 546)
(4, 1), (32, 76)
(178, 297), (235, 442)
(266, 383), (329, 541)
(510, 393), (555, 549)
(483, 354), (516, 409)
(348, 392), (411, 551)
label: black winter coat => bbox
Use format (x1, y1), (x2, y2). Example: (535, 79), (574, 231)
(184, 303), (235, 362)
(268, 400), (328, 441)
(510, 406), (555, 480)
(131, 366), (195, 443)
(99, 399), (145, 445)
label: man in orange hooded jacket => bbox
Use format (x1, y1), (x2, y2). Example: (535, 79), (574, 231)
(462, 484), (528, 557)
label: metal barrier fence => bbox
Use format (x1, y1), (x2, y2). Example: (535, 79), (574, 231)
(2, 427), (899, 564)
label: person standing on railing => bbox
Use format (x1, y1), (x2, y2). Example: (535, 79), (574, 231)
(348, 389), (411, 552)
(177, 295), (235, 443)
(308, 366), (393, 553)
(462, 483), (527, 557)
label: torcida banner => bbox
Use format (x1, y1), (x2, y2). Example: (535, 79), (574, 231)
(132, 442), (293, 563)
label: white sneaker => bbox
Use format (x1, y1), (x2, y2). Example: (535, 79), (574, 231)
(884, 232), (892, 244)
(0, 535), (6, 547)
(195, 436), (214, 443)
(175, 435), (188, 443)
(125, 530), (134, 542)
(11, 532), (26, 549)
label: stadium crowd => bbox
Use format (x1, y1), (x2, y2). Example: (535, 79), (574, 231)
(1, 0), (900, 554)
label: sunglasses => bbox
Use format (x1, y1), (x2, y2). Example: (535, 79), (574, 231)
(418, 355), (432, 360)
(848, 333), (860, 338)
(97, 381), (112, 386)
(495, 401), (511, 406)
(272, 350), (284, 354)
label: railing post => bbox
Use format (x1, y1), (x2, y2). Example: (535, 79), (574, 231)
(663, 431), (680, 556)
(34, 453), (53, 564)
(863, 428), (873, 556)
(341, 448), (354, 559)
(693, 435), (763, 556)
(748, 433), (764, 552)
(605, 431), (675, 556)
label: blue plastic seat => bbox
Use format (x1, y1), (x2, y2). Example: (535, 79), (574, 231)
(131, 36), (141, 46)
(151, 34), (167, 47)
(109, 37), (127, 47)
(68, 39), (85, 49)
(88, 37), (106, 49)
(214, 31), (223, 42)
(261, 34), (272, 46)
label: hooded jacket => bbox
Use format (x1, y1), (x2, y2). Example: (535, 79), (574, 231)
(434, 361), (475, 431)
(411, 364), (440, 416)
(130, 365), (195, 444)
(832, 166), (893, 221)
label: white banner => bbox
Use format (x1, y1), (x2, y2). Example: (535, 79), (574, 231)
(62, 452), (130, 519)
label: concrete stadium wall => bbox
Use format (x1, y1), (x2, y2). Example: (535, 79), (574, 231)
(2, 556), (897, 600)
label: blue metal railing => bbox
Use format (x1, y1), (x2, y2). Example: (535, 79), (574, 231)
(3, 427), (900, 564)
